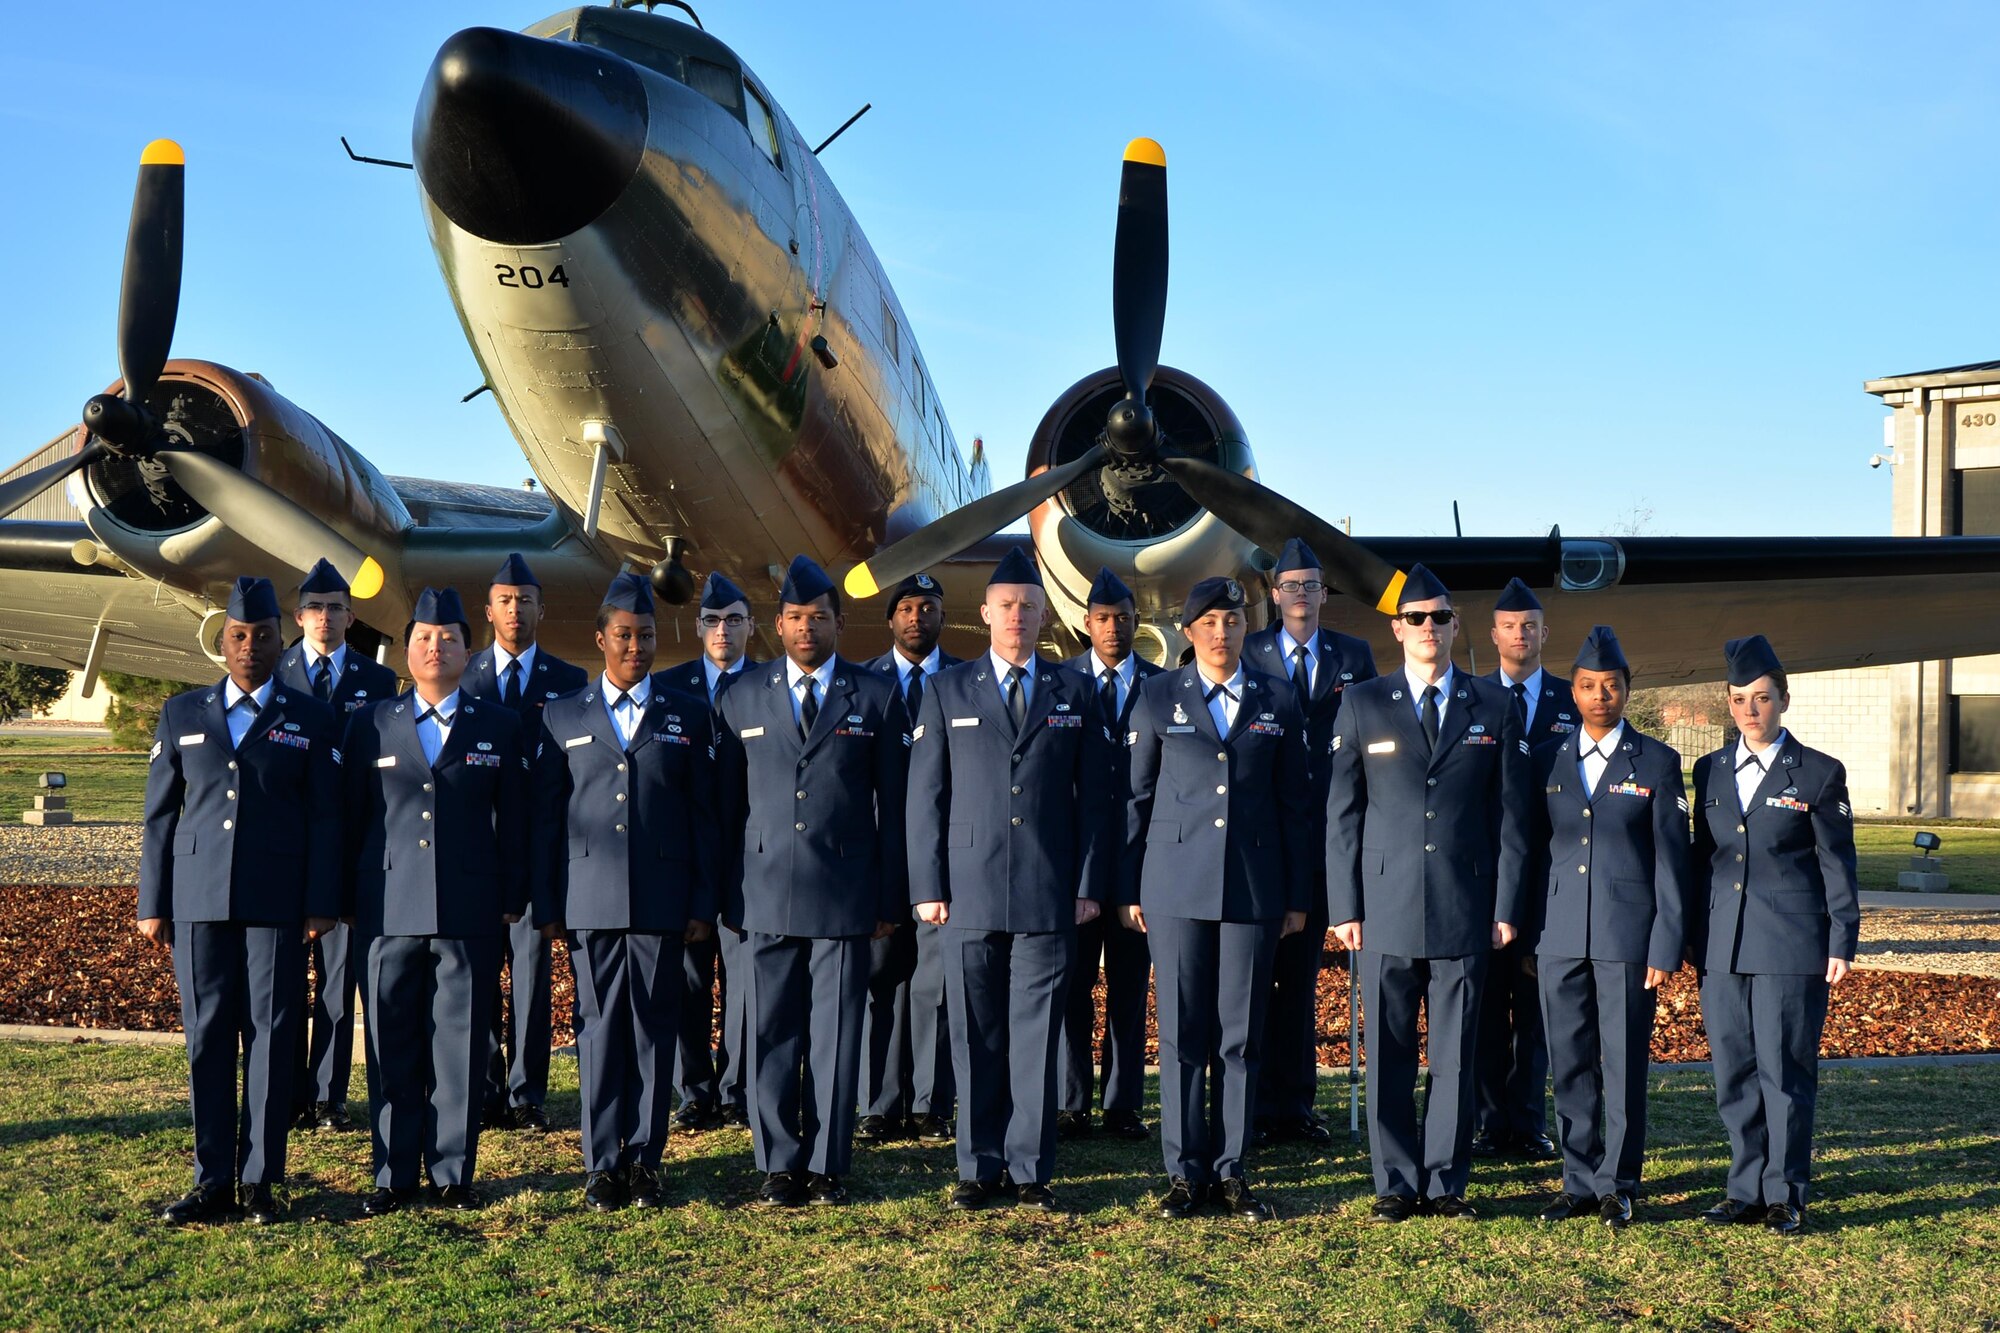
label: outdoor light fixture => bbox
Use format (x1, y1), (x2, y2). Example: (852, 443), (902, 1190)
(1913, 830), (1941, 852)
(37, 772), (64, 789)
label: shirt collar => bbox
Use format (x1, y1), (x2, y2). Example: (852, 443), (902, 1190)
(786, 656), (837, 692)
(1404, 663), (1454, 699)
(893, 645), (943, 680)
(1277, 626), (1318, 659)
(495, 642), (537, 677)
(602, 673), (650, 707)
(703, 654), (745, 687)
(989, 648), (1035, 681)
(1738, 728), (1788, 768)
(304, 642), (345, 674)
(1092, 650), (1136, 684)
(224, 677), (274, 712)
(1197, 663), (1246, 697)
(1580, 720), (1625, 757)
(1500, 664), (1543, 695)
(416, 688), (461, 721)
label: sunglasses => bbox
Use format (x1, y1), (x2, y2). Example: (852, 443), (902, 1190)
(1395, 609), (1455, 626)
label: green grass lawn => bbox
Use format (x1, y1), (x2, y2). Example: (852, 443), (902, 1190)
(1, 1041), (1996, 1329)
(1855, 823), (2000, 894)
(0, 733), (146, 823)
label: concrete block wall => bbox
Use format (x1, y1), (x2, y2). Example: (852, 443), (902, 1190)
(1783, 665), (1896, 814)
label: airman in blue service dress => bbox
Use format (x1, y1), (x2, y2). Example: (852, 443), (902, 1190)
(463, 552), (588, 1133)
(1326, 563), (1532, 1222)
(141, 576), (341, 1225)
(907, 549), (1114, 1212)
(1530, 626), (1690, 1228)
(277, 557), (398, 1134)
(532, 573), (718, 1211)
(667, 570), (759, 1130)
(342, 587), (530, 1215)
(1126, 576), (1314, 1221)
(1689, 635), (1860, 1234)
(1059, 567), (1162, 1142)
(863, 570), (964, 1144)
(714, 555), (909, 1206)
(1474, 576), (1573, 1160)
(1243, 537), (1378, 1145)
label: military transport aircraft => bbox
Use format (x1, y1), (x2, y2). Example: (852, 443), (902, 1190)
(4, 1), (2000, 691)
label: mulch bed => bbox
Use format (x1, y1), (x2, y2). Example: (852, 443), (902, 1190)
(6, 885), (1999, 1064)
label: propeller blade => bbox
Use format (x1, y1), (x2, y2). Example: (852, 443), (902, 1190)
(844, 443), (1109, 599)
(159, 449), (387, 599)
(1154, 450), (1411, 613)
(0, 440), (108, 519)
(1112, 138), (1168, 402)
(116, 140), (185, 405)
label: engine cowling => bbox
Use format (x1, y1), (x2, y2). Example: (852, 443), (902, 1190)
(1026, 365), (1262, 652)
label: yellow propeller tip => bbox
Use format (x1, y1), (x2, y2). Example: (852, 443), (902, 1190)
(843, 565), (880, 600)
(350, 557), (386, 601)
(141, 139), (185, 166)
(1374, 570), (1408, 617)
(1123, 137), (1166, 167)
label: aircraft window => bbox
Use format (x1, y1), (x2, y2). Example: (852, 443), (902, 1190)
(686, 57), (742, 114)
(744, 82), (783, 168)
(573, 25), (685, 83)
(915, 366), (927, 418)
(880, 300), (900, 363)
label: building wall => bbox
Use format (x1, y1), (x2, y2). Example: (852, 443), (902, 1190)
(1781, 665), (1896, 815)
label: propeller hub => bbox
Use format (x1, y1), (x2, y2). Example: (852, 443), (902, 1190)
(1104, 398), (1157, 460)
(80, 393), (153, 454)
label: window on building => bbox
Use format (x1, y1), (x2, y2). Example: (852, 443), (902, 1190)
(1955, 466), (2000, 536)
(1950, 695), (2000, 773)
(744, 82), (783, 169)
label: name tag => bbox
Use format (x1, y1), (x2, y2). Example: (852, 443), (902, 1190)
(1046, 714), (1082, 728)
(565, 735), (593, 748)
(1608, 781), (1651, 797)
(375, 756), (397, 769)
(179, 733), (205, 746)
(951, 717), (979, 728)
(739, 727), (765, 739)
(1167, 725), (1196, 735)
(1366, 741), (1396, 754)
(1766, 795), (1810, 813)
(464, 752), (502, 768)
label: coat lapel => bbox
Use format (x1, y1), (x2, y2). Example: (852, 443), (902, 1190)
(1014, 657), (1060, 747)
(391, 691), (431, 771)
(1428, 672), (1476, 771)
(966, 657), (1016, 737)
(799, 662), (854, 756)
(627, 689), (671, 756)
(435, 698), (481, 771)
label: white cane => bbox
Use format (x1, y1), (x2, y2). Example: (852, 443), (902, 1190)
(1348, 948), (1361, 1140)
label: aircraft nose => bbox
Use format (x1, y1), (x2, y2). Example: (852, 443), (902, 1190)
(414, 26), (648, 245)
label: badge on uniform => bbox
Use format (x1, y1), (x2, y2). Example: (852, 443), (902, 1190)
(1837, 800), (1851, 818)
(266, 729), (311, 751)
(1551, 720), (1576, 733)
(1126, 730), (1139, 746)
(283, 722), (301, 732)
(1046, 714), (1082, 728)
(1172, 702), (1189, 725)
(835, 726), (874, 739)
(1462, 732), (1496, 746)
(1767, 795), (1810, 813)
(911, 724), (926, 741)
(1366, 741), (1396, 754)
(475, 741), (493, 751)
(653, 731), (692, 746)
(1607, 781), (1651, 798)
(149, 740), (162, 761)
(465, 752), (502, 768)
(1248, 720), (1283, 736)
(1167, 725), (1196, 734)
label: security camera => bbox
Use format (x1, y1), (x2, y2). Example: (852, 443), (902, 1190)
(1868, 453), (1894, 469)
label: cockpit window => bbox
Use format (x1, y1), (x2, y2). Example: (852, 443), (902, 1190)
(572, 11), (743, 118)
(685, 57), (742, 114)
(743, 82), (782, 168)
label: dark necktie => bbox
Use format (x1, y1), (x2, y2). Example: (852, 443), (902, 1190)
(1512, 681), (1528, 726)
(232, 694), (258, 747)
(312, 658), (332, 702)
(417, 705), (451, 726)
(503, 659), (522, 703)
(1207, 681), (1237, 731)
(906, 665), (925, 720)
(611, 691), (635, 747)
(1290, 644), (1310, 691)
(1004, 666), (1026, 730)
(1420, 685), (1441, 751)
(1097, 669), (1118, 723)
(799, 677), (819, 739)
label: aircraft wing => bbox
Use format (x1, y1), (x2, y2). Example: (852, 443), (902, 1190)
(1335, 534), (2000, 682)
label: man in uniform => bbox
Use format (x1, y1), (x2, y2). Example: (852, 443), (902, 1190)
(1058, 567), (1161, 1141)
(1472, 575), (1572, 1160)
(532, 573), (718, 1211)
(342, 587), (529, 1215)
(1125, 576), (1313, 1221)
(665, 571), (759, 1131)
(1327, 563), (1531, 1222)
(464, 552), (588, 1133)
(1689, 634), (1859, 1234)
(1243, 537), (1377, 1147)
(907, 549), (1113, 1212)
(141, 576), (341, 1225)
(714, 555), (908, 1206)
(1530, 626), (1689, 1229)
(861, 570), (962, 1143)
(277, 558), (398, 1134)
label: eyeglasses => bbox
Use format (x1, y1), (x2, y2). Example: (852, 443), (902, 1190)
(698, 614), (749, 630)
(1395, 609), (1455, 626)
(1274, 580), (1324, 594)
(298, 601), (349, 615)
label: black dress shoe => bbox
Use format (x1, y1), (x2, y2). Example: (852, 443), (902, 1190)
(806, 1173), (848, 1206)
(1599, 1193), (1633, 1229)
(856, 1114), (898, 1142)
(239, 1183), (284, 1225)
(1214, 1178), (1274, 1221)
(430, 1184), (482, 1211)
(757, 1172), (806, 1207)
(481, 1103), (513, 1131)
(510, 1104), (550, 1133)
(674, 1102), (721, 1132)
(1700, 1197), (1766, 1225)
(626, 1164), (665, 1209)
(1765, 1203), (1805, 1235)
(290, 1104), (317, 1132)
(314, 1101), (354, 1133)
(719, 1103), (750, 1127)
(913, 1112), (954, 1142)
(360, 1186), (417, 1218)
(161, 1183), (237, 1225)
(1433, 1194), (1477, 1220)
(1517, 1131), (1558, 1160)
(1156, 1178), (1201, 1220)
(1015, 1183), (1064, 1213)
(1538, 1192), (1594, 1222)
(1103, 1109), (1149, 1140)
(1469, 1129), (1504, 1158)
(1056, 1110), (1093, 1140)
(584, 1171), (626, 1213)
(1369, 1194), (1421, 1224)
(1289, 1115), (1334, 1147)
(949, 1179), (995, 1211)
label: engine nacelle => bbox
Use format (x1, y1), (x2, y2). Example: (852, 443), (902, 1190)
(1026, 366), (1263, 656)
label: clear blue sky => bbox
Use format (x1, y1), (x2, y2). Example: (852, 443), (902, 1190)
(3, 1), (1993, 541)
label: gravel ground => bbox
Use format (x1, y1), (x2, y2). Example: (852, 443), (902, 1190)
(1856, 908), (2000, 978)
(0, 824), (141, 888)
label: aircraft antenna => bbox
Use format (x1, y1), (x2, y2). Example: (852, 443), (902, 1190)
(814, 103), (873, 156)
(614, 0), (703, 28)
